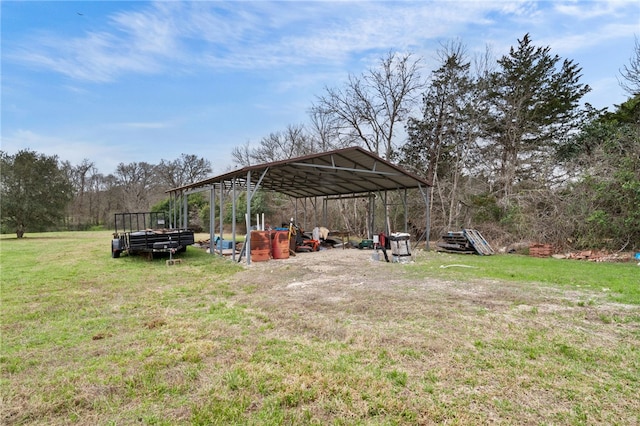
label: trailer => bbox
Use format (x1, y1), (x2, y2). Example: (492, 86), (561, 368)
(111, 212), (195, 259)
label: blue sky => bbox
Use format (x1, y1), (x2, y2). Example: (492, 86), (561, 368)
(2, 1), (638, 175)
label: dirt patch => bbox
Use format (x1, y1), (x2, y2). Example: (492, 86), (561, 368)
(231, 247), (637, 339)
(235, 249), (640, 352)
(233, 247), (604, 307)
(226, 247), (639, 423)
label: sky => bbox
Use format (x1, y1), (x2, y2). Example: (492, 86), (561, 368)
(2, 1), (639, 176)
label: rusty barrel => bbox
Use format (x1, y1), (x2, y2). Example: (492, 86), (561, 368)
(250, 230), (271, 262)
(271, 230), (290, 259)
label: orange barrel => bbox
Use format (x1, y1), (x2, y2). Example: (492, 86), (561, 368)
(250, 230), (271, 262)
(271, 230), (290, 259)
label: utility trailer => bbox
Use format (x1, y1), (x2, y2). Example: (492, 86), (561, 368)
(111, 212), (195, 259)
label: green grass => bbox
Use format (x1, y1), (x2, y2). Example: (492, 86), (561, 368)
(1, 231), (639, 425)
(408, 250), (640, 304)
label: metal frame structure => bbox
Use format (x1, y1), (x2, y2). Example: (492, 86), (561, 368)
(167, 146), (432, 265)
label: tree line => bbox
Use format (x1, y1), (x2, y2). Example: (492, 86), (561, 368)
(2, 34), (638, 250)
(0, 153), (212, 236)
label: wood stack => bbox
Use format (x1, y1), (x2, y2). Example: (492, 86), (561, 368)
(437, 229), (494, 255)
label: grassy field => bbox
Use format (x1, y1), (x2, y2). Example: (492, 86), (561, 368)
(1, 231), (639, 425)
(407, 249), (640, 304)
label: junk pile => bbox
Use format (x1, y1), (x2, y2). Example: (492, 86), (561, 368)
(527, 244), (635, 262)
(562, 250), (635, 263)
(437, 229), (495, 255)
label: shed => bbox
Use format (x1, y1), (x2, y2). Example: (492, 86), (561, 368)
(167, 146), (432, 264)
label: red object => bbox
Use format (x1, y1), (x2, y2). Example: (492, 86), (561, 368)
(302, 239), (320, 251)
(251, 230), (271, 262)
(271, 230), (290, 259)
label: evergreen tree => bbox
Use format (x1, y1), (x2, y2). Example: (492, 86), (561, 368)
(481, 34), (590, 198)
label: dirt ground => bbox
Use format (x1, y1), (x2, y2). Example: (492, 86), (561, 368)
(233, 246), (420, 301)
(226, 246), (639, 423)
(230, 245), (639, 356)
(231, 246), (617, 308)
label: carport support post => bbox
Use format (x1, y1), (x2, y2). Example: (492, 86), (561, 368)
(246, 170), (251, 266)
(385, 191), (389, 235)
(232, 179), (237, 262)
(219, 182), (224, 257)
(214, 185), (216, 254)
(183, 193), (188, 229)
(369, 193), (375, 239)
(404, 189), (408, 233)
(421, 184), (431, 251)
(322, 197), (328, 229)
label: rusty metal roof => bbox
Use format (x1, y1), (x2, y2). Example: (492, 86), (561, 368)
(168, 146), (430, 198)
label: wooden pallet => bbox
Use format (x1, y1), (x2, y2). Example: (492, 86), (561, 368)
(463, 229), (495, 255)
(437, 229), (494, 255)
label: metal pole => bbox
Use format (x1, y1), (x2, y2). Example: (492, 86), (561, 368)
(232, 179), (237, 262)
(246, 170), (251, 266)
(384, 191), (389, 235)
(210, 186), (215, 255)
(183, 193), (188, 229)
(421, 185), (431, 251)
(219, 182), (224, 257)
(323, 197), (327, 228)
(369, 193), (374, 239)
(404, 188), (408, 233)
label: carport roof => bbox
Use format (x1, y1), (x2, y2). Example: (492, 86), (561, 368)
(168, 146), (430, 199)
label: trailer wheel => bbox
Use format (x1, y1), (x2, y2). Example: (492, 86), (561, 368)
(111, 241), (121, 258)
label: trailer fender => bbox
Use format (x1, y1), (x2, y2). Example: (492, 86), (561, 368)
(111, 239), (122, 258)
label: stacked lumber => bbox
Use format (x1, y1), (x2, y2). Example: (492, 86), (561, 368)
(437, 229), (494, 255)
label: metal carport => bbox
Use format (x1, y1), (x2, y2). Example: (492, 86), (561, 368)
(167, 146), (431, 264)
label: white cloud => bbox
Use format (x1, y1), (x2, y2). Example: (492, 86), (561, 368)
(554, 0), (634, 20)
(3, 0), (635, 139)
(545, 22), (638, 54)
(5, 1), (531, 82)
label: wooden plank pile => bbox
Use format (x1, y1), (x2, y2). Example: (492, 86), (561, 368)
(437, 229), (495, 255)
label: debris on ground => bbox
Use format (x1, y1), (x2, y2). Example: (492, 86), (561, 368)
(563, 250), (634, 263)
(529, 243), (553, 258)
(529, 244), (635, 262)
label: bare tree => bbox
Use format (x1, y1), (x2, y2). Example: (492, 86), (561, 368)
(402, 41), (481, 232)
(311, 51), (424, 159)
(115, 161), (156, 211)
(308, 108), (346, 152)
(251, 124), (316, 163)
(156, 153), (212, 189)
(233, 124), (321, 167)
(231, 141), (254, 167)
(619, 36), (640, 96)
(61, 158), (96, 228)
